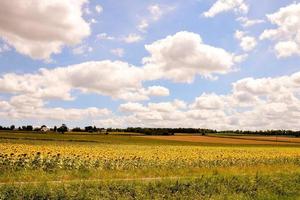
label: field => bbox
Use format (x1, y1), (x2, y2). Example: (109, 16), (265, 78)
(142, 135), (300, 145)
(0, 132), (300, 199)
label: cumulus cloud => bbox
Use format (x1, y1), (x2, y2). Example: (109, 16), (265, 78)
(100, 70), (300, 130)
(143, 31), (239, 83)
(0, 31), (236, 103)
(115, 99), (188, 127)
(260, 2), (300, 58)
(203, 0), (248, 18)
(235, 30), (257, 52)
(274, 41), (300, 58)
(1, 30), (277, 128)
(145, 86), (170, 97)
(0, 95), (111, 121)
(0, 60), (169, 102)
(0, 0), (90, 60)
(119, 102), (149, 113)
(190, 93), (225, 110)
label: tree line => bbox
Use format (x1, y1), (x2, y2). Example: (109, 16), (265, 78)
(109, 127), (300, 136)
(107, 127), (217, 136)
(0, 124), (106, 134)
(0, 125), (300, 137)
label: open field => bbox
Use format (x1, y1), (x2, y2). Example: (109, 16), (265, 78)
(142, 135), (300, 145)
(0, 131), (300, 199)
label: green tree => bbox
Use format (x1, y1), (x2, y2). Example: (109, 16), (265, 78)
(57, 124), (68, 134)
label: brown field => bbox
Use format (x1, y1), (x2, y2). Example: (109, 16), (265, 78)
(219, 135), (300, 143)
(141, 135), (300, 145)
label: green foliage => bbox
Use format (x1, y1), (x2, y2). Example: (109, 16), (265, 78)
(57, 124), (68, 134)
(0, 174), (299, 199)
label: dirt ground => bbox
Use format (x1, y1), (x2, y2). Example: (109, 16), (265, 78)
(141, 135), (300, 145)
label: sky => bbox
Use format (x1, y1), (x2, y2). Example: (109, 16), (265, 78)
(0, 0), (300, 130)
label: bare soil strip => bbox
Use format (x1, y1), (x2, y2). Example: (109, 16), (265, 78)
(141, 135), (300, 145)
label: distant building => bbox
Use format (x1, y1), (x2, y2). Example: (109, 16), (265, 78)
(40, 125), (49, 133)
(100, 129), (108, 134)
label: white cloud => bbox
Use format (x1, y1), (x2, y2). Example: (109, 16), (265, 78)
(72, 45), (93, 55)
(137, 4), (175, 32)
(228, 73), (300, 130)
(98, 33), (142, 44)
(101, 70), (300, 130)
(260, 2), (300, 58)
(148, 100), (186, 113)
(190, 93), (225, 110)
(0, 95), (111, 121)
(95, 5), (103, 14)
(274, 41), (300, 58)
(233, 53), (248, 63)
(119, 102), (149, 113)
(203, 0), (248, 18)
(232, 75), (293, 96)
(122, 34), (143, 43)
(237, 17), (265, 28)
(145, 86), (170, 97)
(235, 30), (257, 52)
(143, 31), (239, 83)
(0, 0), (90, 60)
(0, 60), (170, 102)
(138, 20), (149, 32)
(148, 4), (163, 21)
(110, 48), (124, 57)
(117, 99), (188, 127)
(97, 33), (115, 40)
(0, 31), (237, 102)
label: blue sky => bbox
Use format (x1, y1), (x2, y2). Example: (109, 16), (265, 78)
(0, 0), (300, 130)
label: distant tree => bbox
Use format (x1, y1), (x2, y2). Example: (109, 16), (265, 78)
(10, 125), (15, 130)
(33, 127), (41, 131)
(26, 125), (33, 131)
(57, 124), (68, 134)
(53, 126), (57, 132)
(85, 126), (94, 132)
(72, 127), (82, 132)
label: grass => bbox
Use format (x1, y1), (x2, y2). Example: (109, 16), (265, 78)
(1, 173), (299, 200)
(0, 131), (300, 199)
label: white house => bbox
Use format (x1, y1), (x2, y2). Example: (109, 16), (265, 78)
(40, 125), (49, 133)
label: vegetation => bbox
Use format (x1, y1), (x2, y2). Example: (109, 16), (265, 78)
(1, 142), (299, 173)
(0, 132), (299, 199)
(1, 173), (300, 200)
(2, 124), (300, 137)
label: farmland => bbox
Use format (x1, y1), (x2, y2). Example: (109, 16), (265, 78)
(142, 135), (300, 145)
(0, 132), (300, 199)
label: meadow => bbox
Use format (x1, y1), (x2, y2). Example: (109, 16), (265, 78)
(0, 131), (300, 199)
